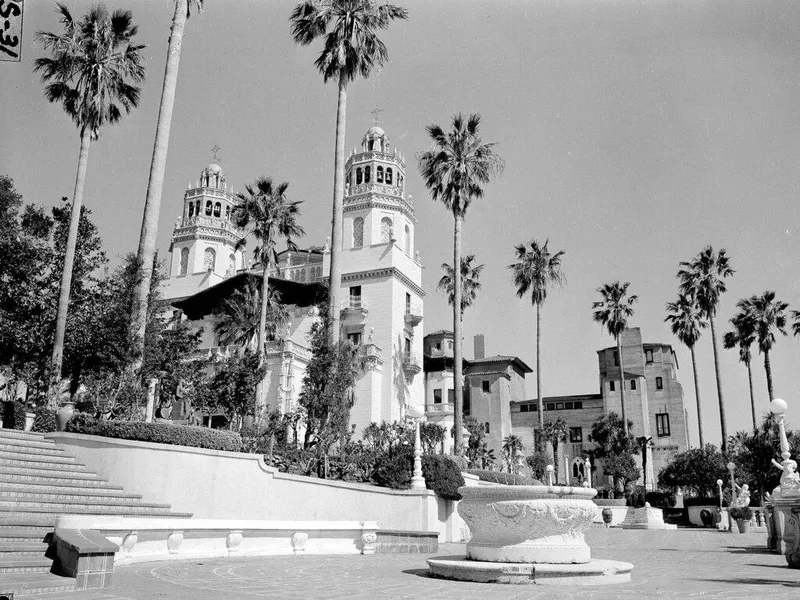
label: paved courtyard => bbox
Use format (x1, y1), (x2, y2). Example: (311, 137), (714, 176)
(25, 528), (800, 599)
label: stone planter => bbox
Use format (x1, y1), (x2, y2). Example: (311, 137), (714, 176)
(24, 411), (35, 431)
(602, 508), (613, 526)
(736, 519), (750, 534)
(56, 402), (75, 432)
(457, 485), (597, 564)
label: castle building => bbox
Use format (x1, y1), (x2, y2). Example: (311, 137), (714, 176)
(160, 126), (424, 433)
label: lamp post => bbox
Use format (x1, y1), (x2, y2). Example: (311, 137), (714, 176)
(727, 461), (736, 533)
(585, 456), (592, 488)
(564, 454), (570, 486)
(546, 464), (555, 487)
(716, 478), (724, 530)
(770, 398), (790, 467)
(407, 405), (425, 490)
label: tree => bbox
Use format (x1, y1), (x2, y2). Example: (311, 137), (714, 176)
(420, 422), (446, 454)
(723, 310), (757, 430)
(678, 247), (734, 451)
(130, 0), (204, 374)
(502, 434), (524, 474)
(535, 417), (568, 480)
(665, 293), (708, 445)
(736, 291), (788, 402)
(657, 444), (728, 497)
(214, 278), (289, 351)
(437, 254), (484, 318)
(418, 113), (504, 454)
(463, 415), (495, 469)
(290, 0), (408, 345)
(233, 177), (304, 417)
(211, 350), (266, 429)
(590, 412), (638, 495)
(34, 4), (145, 404)
(509, 239), (565, 440)
(591, 281), (637, 433)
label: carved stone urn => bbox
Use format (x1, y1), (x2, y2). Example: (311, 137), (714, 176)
(457, 485), (597, 564)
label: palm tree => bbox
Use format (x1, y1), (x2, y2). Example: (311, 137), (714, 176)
(737, 291), (788, 402)
(418, 113), (504, 455)
(290, 0), (408, 345)
(678, 247), (734, 451)
(592, 282), (638, 433)
(509, 239), (565, 442)
(129, 0), (204, 373)
(537, 417), (568, 481)
(437, 254), (484, 318)
(214, 279), (289, 351)
(502, 434), (524, 475)
(723, 311), (757, 430)
(665, 293), (708, 445)
(35, 4), (145, 404)
(233, 177), (304, 417)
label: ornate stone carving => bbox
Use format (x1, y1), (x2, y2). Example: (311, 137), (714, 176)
(121, 532), (138, 557)
(361, 532), (378, 555)
(226, 530), (243, 553)
(291, 532), (308, 554)
(167, 531), (184, 555)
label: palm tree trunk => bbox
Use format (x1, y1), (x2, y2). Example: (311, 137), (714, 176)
(616, 335), (627, 433)
(255, 242), (271, 419)
(690, 345), (704, 447)
(536, 303), (543, 441)
(327, 72), (347, 345)
(746, 359), (756, 429)
(709, 316), (728, 452)
(764, 349), (774, 402)
(452, 211), (464, 455)
(129, 0), (188, 373)
(49, 128), (92, 408)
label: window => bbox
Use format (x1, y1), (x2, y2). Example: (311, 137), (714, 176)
(386, 168), (393, 184)
(531, 404), (538, 411)
(227, 253), (235, 276)
(179, 248), (189, 275)
(213, 202), (221, 217)
(656, 413), (671, 437)
(380, 217), (393, 243)
(225, 206), (231, 220)
(464, 395), (470, 415)
(356, 168), (363, 184)
(376, 166), (384, 183)
(520, 405), (530, 412)
(364, 166), (371, 183)
(205, 201), (213, 216)
(609, 381), (615, 392)
(405, 224), (411, 254)
(613, 350), (619, 366)
(574, 401), (583, 409)
(447, 340), (453, 350)
(482, 380), (490, 393)
(645, 349), (654, 363)
(195, 200), (201, 216)
(203, 248), (216, 271)
(556, 402), (564, 410)
(447, 389), (454, 404)
(630, 379), (637, 390)
(433, 389), (442, 404)
(188, 202), (194, 217)
(569, 427), (583, 443)
(349, 286), (361, 308)
(405, 292), (411, 312)
(656, 377), (663, 390)
(405, 337), (412, 354)
(352, 217), (364, 248)
(484, 422), (490, 434)
(347, 332), (362, 346)
(547, 403), (555, 411)
(435, 342), (441, 351)
(565, 402), (573, 409)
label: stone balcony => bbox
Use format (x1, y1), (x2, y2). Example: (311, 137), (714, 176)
(341, 297), (368, 318)
(425, 402), (454, 415)
(402, 352), (422, 377)
(404, 303), (423, 327)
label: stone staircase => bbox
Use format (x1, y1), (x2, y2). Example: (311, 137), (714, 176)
(0, 428), (192, 596)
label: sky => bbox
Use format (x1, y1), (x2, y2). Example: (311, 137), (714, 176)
(3, 0), (800, 445)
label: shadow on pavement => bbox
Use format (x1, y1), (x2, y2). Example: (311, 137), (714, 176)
(701, 578), (800, 588)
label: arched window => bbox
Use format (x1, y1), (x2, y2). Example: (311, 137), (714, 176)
(347, 171), (352, 186)
(188, 202), (194, 217)
(299, 269), (306, 282)
(353, 217), (364, 248)
(205, 201), (213, 216)
(195, 200), (201, 215)
(213, 202), (221, 217)
(405, 225), (411, 254)
(180, 248), (189, 275)
(356, 168), (363, 185)
(380, 217), (393, 243)
(364, 166), (371, 183)
(203, 248), (216, 271)
(225, 206), (231, 220)
(227, 253), (236, 276)
(376, 166), (384, 183)
(369, 139), (375, 151)
(316, 266), (322, 280)
(386, 168), (393, 185)
(484, 422), (490, 434)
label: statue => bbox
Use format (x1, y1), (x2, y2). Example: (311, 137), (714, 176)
(771, 458), (800, 497)
(732, 483), (751, 508)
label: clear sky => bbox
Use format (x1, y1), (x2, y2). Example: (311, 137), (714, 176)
(3, 0), (800, 444)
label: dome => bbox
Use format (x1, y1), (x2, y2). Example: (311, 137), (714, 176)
(204, 163), (223, 174)
(367, 125), (385, 137)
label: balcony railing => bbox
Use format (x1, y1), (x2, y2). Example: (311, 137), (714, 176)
(342, 297), (368, 316)
(425, 402), (454, 414)
(402, 352), (421, 376)
(404, 303), (423, 327)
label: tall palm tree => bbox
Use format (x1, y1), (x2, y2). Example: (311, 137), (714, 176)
(437, 254), (484, 318)
(129, 0), (204, 373)
(723, 311), (757, 430)
(502, 434), (524, 474)
(214, 279), (289, 351)
(592, 282), (638, 433)
(665, 293), (708, 445)
(509, 239), (565, 442)
(737, 291), (788, 402)
(35, 4), (145, 404)
(678, 247), (734, 451)
(233, 177), (304, 417)
(290, 0), (408, 345)
(418, 113), (504, 454)
(537, 417), (568, 481)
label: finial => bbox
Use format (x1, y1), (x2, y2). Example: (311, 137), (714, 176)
(211, 144), (221, 163)
(369, 107), (384, 126)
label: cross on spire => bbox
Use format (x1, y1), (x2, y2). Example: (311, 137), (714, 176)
(211, 144), (221, 163)
(369, 108), (384, 126)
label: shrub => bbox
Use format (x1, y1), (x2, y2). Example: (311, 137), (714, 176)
(657, 444), (728, 497)
(65, 414), (242, 452)
(2, 401), (28, 430)
(373, 446), (414, 490)
(645, 491), (677, 508)
(730, 506), (753, 521)
(465, 469), (543, 486)
(626, 487), (646, 508)
(422, 454), (465, 501)
(684, 496), (727, 508)
(31, 407), (57, 433)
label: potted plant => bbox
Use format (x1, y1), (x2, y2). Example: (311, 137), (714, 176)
(729, 506), (754, 533)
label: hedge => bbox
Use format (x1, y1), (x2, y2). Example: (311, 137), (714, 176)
(65, 413), (242, 452)
(684, 496), (728, 508)
(31, 407), (57, 433)
(464, 469), (543, 486)
(2, 401), (28, 430)
(373, 447), (465, 500)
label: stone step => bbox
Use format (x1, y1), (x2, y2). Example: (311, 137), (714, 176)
(0, 437), (63, 452)
(0, 555), (53, 574)
(0, 471), (112, 487)
(0, 449), (78, 465)
(0, 497), (173, 513)
(0, 572), (76, 596)
(0, 463), (99, 479)
(0, 476), (122, 491)
(0, 517), (58, 531)
(0, 429), (47, 442)
(0, 542), (49, 555)
(0, 506), (192, 520)
(0, 484), (132, 499)
(0, 528), (53, 543)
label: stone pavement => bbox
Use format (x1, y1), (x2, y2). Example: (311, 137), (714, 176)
(19, 528), (800, 599)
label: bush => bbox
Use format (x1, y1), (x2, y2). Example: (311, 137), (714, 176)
(730, 506), (753, 521)
(31, 406), (57, 433)
(657, 444), (728, 497)
(373, 447), (466, 500)
(65, 414), (242, 452)
(645, 491), (677, 508)
(465, 469), (543, 486)
(684, 496), (728, 508)
(626, 487), (646, 508)
(2, 401), (28, 430)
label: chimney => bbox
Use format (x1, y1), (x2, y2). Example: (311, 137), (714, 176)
(474, 334), (485, 360)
